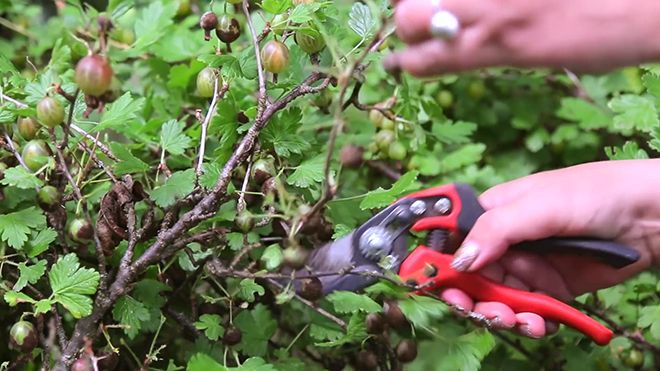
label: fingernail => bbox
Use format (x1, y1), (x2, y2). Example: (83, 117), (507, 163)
(519, 325), (541, 339)
(382, 54), (402, 79)
(450, 241), (480, 272)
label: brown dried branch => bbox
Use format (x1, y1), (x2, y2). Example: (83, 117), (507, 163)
(47, 129), (108, 283)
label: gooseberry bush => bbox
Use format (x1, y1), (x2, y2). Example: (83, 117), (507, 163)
(1, 0), (659, 370)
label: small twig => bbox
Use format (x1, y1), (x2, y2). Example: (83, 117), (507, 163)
(163, 307), (201, 338)
(366, 160), (401, 181)
(267, 278), (347, 330)
(47, 130), (108, 281)
(51, 308), (68, 350)
(243, 0), (267, 119)
(3, 133), (31, 171)
(70, 124), (118, 161)
(196, 81), (230, 177)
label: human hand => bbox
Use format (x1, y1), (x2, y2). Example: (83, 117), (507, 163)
(438, 160), (660, 339)
(384, 0), (660, 77)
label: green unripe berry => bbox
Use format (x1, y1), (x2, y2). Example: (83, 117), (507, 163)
(36, 97), (65, 128)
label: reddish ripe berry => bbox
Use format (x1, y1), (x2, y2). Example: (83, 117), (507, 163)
(355, 350), (378, 371)
(340, 144), (364, 168)
(299, 277), (323, 301)
(75, 54), (114, 97)
(70, 356), (93, 371)
(396, 339), (418, 363)
(36, 96), (65, 128)
(200, 11), (218, 41)
(251, 157), (275, 185)
(216, 15), (241, 44)
(383, 300), (409, 330)
(365, 312), (385, 334)
(222, 326), (242, 346)
(261, 40), (290, 74)
(68, 218), (94, 243)
(9, 320), (38, 353)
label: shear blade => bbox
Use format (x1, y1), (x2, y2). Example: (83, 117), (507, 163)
(276, 231), (410, 295)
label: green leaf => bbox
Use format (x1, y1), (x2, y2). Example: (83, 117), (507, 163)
(0, 207), (46, 249)
(4, 291), (36, 306)
(34, 299), (54, 315)
(133, 279), (171, 309)
(348, 2), (374, 39)
(13, 260), (47, 291)
(286, 155), (326, 188)
(261, 109), (310, 157)
(25, 229), (58, 258)
(326, 291), (382, 314)
(359, 170), (420, 210)
(398, 295), (448, 329)
(261, 0), (292, 14)
(234, 304), (278, 357)
(238, 279), (265, 303)
(227, 232), (245, 251)
(97, 92), (145, 132)
(315, 313), (367, 347)
(49, 253), (100, 319)
(112, 296), (151, 339)
(194, 314), (224, 341)
(604, 141), (649, 160)
(608, 94), (659, 133)
(638, 305), (660, 339)
(432, 120), (477, 144)
(0, 166), (44, 189)
(200, 162), (222, 189)
(149, 169), (196, 208)
(187, 353), (224, 371)
(556, 97), (612, 130)
(132, 1), (177, 52)
(110, 143), (150, 175)
(260, 244), (283, 271)
(198, 54), (242, 79)
(160, 119), (191, 156)
(288, 3), (322, 24)
(440, 144), (486, 172)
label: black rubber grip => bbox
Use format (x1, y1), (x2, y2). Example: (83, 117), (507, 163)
(452, 183), (640, 269)
(511, 237), (640, 268)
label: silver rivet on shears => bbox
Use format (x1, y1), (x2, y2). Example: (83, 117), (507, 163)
(358, 226), (393, 261)
(409, 200), (427, 216)
(434, 197), (452, 214)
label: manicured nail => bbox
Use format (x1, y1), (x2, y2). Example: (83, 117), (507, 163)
(489, 316), (503, 328)
(450, 241), (479, 272)
(519, 325), (541, 339)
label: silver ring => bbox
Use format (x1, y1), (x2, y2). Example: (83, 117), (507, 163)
(429, 0), (461, 40)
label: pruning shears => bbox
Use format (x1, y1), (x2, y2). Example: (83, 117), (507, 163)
(280, 183), (641, 345)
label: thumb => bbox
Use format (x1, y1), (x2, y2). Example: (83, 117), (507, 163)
(450, 194), (572, 272)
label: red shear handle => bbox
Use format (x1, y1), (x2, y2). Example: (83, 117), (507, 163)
(399, 246), (613, 345)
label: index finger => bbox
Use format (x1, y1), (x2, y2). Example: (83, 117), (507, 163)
(393, 0), (485, 45)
